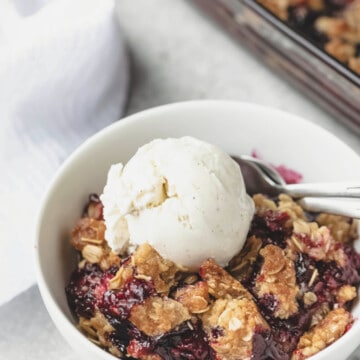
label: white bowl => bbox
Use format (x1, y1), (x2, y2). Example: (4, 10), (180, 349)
(35, 100), (360, 360)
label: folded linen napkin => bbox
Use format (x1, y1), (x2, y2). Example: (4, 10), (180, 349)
(0, 0), (129, 306)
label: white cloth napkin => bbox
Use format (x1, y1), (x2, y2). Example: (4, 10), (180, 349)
(0, 0), (129, 306)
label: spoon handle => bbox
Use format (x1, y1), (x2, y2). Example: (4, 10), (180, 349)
(298, 198), (360, 218)
(280, 183), (360, 198)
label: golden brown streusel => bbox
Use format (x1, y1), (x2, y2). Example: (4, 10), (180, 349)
(200, 258), (252, 300)
(307, 0), (324, 10)
(343, 0), (360, 34)
(129, 297), (191, 337)
(66, 192), (360, 360)
(288, 219), (346, 266)
(255, 244), (299, 319)
(324, 38), (356, 63)
(316, 214), (358, 243)
(202, 298), (268, 360)
(82, 244), (106, 264)
(315, 17), (348, 38)
(258, 0), (360, 74)
(132, 243), (180, 294)
(174, 281), (210, 313)
(253, 194), (277, 211)
(78, 311), (122, 358)
(108, 263), (134, 290)
(202, 298), (269, 360)
(277, 194), (307, 224)
(99, 251), (122, 271)
(292, 308), (351, 359)
(303, 291), (318, 306)
(71, 217), (120, 271)
(336, 285), (357, 305)
(228, 235), (262, 281)
(253, 194), (306, 226)
(315, 1), (360, 70)
(257, 0), (304, 20)
(71, 217), (106, 250)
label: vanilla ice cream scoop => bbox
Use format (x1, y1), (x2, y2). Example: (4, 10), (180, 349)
(100, 136), (254, 269)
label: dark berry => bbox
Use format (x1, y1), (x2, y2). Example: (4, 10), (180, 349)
(295, 253), (316, 286)
(252, 328), (289, 360)
(250, 210), (291, 248)
(154, 321), (215, 360)
(65, 263), (116, 318)
(100, 278), (156, 323)
(265, 311), (311, 355)
(211, 326), (224, 339)
(258, 294), (279, 316)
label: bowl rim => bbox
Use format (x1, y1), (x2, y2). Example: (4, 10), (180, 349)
(35, 99), (360, 360)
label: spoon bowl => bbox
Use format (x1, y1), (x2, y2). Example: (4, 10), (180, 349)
(232, 155), (285, 196)
(233, 155), (360, 218)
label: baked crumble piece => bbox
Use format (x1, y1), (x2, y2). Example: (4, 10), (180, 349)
(292, 308), (351, 359)
(256, 0), (360, 75)
(174, 281), (210, 314)
(316, 213), (358, 243)
(288, 219), (346, 265)
(255, 244), (299, 319)
(201, 297), (270, 360)
(129, 297), (191, 336)
(131, 242), (179, 294)
(65, 193), (360, 359)
(199, 258), (252, 300)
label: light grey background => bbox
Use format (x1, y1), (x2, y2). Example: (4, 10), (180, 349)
(1, 1), (359, 359)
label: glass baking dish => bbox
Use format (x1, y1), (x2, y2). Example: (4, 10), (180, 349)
(191, 0), (360, 134)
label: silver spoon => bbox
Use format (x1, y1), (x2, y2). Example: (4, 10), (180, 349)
(298, 197), (360, 218)
(233, 155), (360, 218)
(233, 155), (360, 199)
(234, 155), (286, 196)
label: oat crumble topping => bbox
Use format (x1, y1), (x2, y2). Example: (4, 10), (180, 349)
(256, 0), (360, 75)
(65, 193), (360, 359)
